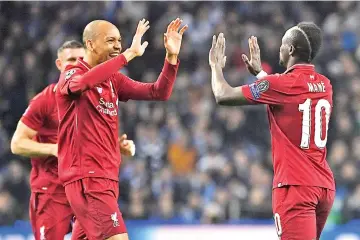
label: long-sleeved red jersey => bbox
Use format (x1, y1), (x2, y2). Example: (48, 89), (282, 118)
(56, 54), (179, 185)
(242, 64), (335, 190)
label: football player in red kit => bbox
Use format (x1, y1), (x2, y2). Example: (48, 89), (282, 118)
(55, 19), (187, 240)
(209, 22), (335, 240)
(11, 40), (135, 240)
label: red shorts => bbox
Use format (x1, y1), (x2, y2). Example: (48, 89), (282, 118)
(65, 178), (127, 240)
(29, 192), (73, 240)
(272, 185), (335, 240)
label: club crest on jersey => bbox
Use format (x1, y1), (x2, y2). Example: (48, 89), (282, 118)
(96, 87), (103, 94)
(40, 226), (46, 240)
(249, 80), (269, 99)
(65, 69), (76, 80)
(111, 212), (120, 227)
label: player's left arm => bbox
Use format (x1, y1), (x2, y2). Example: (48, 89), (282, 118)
(114, 19), (187, 102)
(113, 60), (179, 101)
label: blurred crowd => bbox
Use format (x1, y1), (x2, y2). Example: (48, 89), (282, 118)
(0, 1), (360, 226)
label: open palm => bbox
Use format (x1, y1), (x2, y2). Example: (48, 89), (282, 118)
(209, 33), (227, 68)
(130, 19), (150, 57)
(164, 18), (188, 55)
(242, 36), (262, 76)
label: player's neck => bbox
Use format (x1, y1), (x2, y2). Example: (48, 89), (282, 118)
(286, 58), (309, 70)
(83, 53), (98, 68)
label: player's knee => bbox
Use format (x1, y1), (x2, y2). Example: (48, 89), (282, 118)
(106, 233), (129, 240)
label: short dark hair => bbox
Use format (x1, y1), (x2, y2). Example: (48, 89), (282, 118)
(289, 22), (322, 63)
(57, 40), (84, 54)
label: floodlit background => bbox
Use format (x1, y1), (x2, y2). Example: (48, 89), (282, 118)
(0, 1), (360, 239)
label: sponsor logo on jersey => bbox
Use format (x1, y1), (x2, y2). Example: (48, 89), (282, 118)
(96, 98), (117, 116)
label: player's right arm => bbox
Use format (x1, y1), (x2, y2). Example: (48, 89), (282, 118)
(58, 19), (151, 96)
(11, 94), (57, 158)
(11, 121), (57, 158)
(209, 33), (290, 106)
(209, 33), (251, 105)
(113, 18), (187, 102)
(58, 54), (130, 96)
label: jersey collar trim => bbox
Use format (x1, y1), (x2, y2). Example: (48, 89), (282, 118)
(77, 57), (91, 71)
(284, 64), (315, 74)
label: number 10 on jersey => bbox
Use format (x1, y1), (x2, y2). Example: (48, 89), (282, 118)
(298, 99), (331, 149)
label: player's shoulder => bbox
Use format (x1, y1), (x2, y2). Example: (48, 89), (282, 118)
(274, 70), (312, 90)
(62, 63), (85, 80)
(260, 73), (285, 83)
(316, 72), (332, 87)
(257, 73), (290, 91)
(30, 83), (57, 106)
(43, 83), (57, 95)
(31, 84), (53, 101)
(277, 71), (299, 82)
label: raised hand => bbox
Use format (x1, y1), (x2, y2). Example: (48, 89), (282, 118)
(119, 134), (136, 157)
(209, 33), (227, 68)
(242, 36), (263, 76)
(164, 18), (188, 56)
(129, 19), (150, 57)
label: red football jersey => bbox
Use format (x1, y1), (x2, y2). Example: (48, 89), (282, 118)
(21, 84), (64, 193)
(56, 55), (179, 185)
(242, 64), (335, 190)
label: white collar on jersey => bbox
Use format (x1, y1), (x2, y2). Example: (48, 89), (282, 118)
(284, 64), (315, 74)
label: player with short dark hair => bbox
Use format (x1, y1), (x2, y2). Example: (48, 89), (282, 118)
(57, 40), (84, 55)
(209, 22), (335, 240)
(11, 40), (135, 240)
(56, 18), (187, 240)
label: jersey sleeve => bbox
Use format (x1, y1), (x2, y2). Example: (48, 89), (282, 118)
(58, 55), (128, 96)
(21, 93), (47, 131)
(58, 66), (84, 96)
(242, 74), (293, 105)
(113, 59), (179, 102)
(113, 73), (156, 102)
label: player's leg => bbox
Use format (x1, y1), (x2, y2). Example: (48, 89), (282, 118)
(71, 218), (87, 240)
(106, 233), (130, 240)
(29, 192), (73, 240)
(315, 188), (335, 240)
(45, 214), (73, 239)
(65, 178), (127, 240)
(65, 180), (94, 239)
(73, 219), (126, 240)
(71, 220), (130, 240)
(272, 186), (318, 240)
(29, 192), (40, 239)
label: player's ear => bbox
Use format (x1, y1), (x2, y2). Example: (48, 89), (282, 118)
(55, 59), (62, 71)
(289, 45), (295, 56)
(86, 40), (94, 52)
